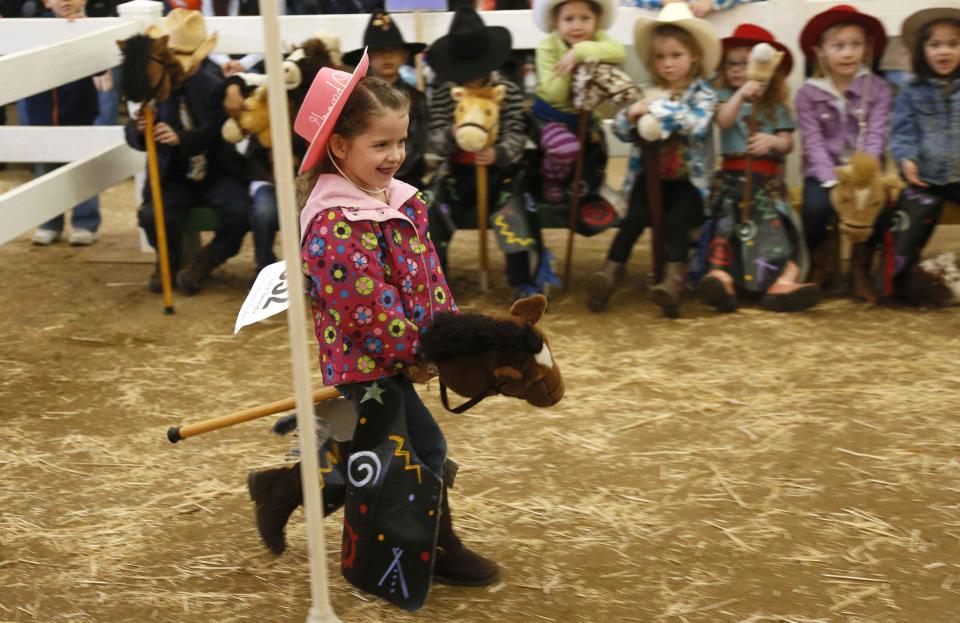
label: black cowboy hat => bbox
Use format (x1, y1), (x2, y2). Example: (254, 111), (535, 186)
(343, 11), (425, 67)
(426, 6), (513, 84)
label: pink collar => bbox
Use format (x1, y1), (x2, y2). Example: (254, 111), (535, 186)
(300, 174), (419, 243)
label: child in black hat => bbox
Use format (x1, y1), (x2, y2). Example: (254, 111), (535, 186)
(426, 6), (553, 300)
(344, 11), (429, 187)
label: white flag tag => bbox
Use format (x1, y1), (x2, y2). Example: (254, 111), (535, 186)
(234, 261), (290, 334)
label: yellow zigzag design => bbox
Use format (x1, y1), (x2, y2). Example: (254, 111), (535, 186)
(493, 214), (535, 248)
(388, 435), (422, 484)
(319, 443), (342, 475)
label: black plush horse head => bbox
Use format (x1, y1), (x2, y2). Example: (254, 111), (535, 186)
(421, 295), (564, 411)
(117, 34), (184, 104)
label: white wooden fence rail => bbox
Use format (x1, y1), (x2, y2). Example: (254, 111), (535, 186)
(0, 0), (948, 246)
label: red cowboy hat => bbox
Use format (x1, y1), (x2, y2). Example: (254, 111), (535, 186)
(723, 23), (794, 75)
(800, 4), (887, 62)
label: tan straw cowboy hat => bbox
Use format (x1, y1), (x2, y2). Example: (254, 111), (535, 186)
(901, 5), (960, 51)
(633, 2), (721, 78)
(147, 9), (219, 74)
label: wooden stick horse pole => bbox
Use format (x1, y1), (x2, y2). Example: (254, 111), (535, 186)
(642, 139), (666, 284)
(167, 387), (341, 443)
(562, 109), (590, 291)
(476, 163), (490, 291)
(257, 2), (340, 621)
(143, 106), (176, 314)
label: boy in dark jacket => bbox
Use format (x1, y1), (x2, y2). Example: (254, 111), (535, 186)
(125, 10), (250, 294)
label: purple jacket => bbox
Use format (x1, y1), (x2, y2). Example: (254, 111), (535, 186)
(795, 73), (892, 184)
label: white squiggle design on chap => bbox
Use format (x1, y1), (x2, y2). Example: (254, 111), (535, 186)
(348, 451), (382, 487)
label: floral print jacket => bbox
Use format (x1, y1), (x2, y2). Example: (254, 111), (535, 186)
(300, 175), (457, 385)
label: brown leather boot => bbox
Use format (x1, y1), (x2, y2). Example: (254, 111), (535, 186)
(176, 244), (218, 295)
(585, 261), (625, 312)
(248, 463), (303, 555)
(649, 262), (687, 318)
(849, 242), (877, 303)
(433, 484), (501, 587)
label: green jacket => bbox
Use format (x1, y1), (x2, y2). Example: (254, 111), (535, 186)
(534, 30), (626, 113)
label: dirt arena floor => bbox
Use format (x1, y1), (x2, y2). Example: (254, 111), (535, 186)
(2, 163), (959, 623)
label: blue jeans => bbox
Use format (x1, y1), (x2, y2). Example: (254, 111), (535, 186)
(250, 184), (279, 270)
(94, 68), (121, 126)
(16, 99), (29, 125)
(802, 177), (833, 251)
(34, 163), (101, 232)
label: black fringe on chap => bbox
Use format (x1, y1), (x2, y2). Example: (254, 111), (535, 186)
(421, 312), (543, 362)
(119, 35), (156, 103)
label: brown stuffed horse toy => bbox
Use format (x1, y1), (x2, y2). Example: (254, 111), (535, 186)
(248, 295), (564, 557)
(421, 293), (564, 412)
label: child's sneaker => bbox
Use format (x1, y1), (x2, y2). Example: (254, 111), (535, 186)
(31, 229), (61, 245)
(68, 229), (97, 246)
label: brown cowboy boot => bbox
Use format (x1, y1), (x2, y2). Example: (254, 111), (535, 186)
(700, 270), (738, 313)
(176, 244), (218, 295)
(849, 242), (877, 303)
(248, 463), (303, 555)
(585, 261), (625, 312)
(649, 262), (687, 318)
(433, 483), (501, 587)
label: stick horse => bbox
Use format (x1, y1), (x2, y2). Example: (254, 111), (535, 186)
(830, 153), (903, 301)
(167, 295), (564, 577)
(117, 33), (186, 314)
(565, 60), (637, 289)
(451, 85), (504, 291)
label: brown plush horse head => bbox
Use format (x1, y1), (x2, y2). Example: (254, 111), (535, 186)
(451, 85), (504, 153)
(117, 34), (185, 104)
(831, 152), (904, 243)
(421, 295), (564, 411)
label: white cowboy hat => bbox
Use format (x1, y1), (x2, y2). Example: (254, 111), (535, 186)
(532, 0), (616, 33)
(633, 2), (721, 78)
(146, 8), (218, 74)
(902, 5), (960, 52)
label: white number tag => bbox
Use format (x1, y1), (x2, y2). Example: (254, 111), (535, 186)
(234, 261), (290, 334)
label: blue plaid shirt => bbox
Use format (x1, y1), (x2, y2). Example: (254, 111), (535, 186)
(612, 77), (717, 198)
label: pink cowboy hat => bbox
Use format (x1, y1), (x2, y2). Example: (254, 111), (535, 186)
(294, 49), (369, 174)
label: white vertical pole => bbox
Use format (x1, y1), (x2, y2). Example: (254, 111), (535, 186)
(256, 2), (342, 622)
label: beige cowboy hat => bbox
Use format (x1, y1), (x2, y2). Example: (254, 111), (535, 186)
(146, 9), (218, 74)
(633, 2), (721, 78)
(902, 5), (960, 52)
(532, 0), (617, 33)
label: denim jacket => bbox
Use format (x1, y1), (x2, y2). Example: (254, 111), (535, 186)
(890, 78), (960, 186)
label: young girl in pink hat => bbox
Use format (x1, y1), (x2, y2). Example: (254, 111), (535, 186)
(247, 52), (499, 611)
